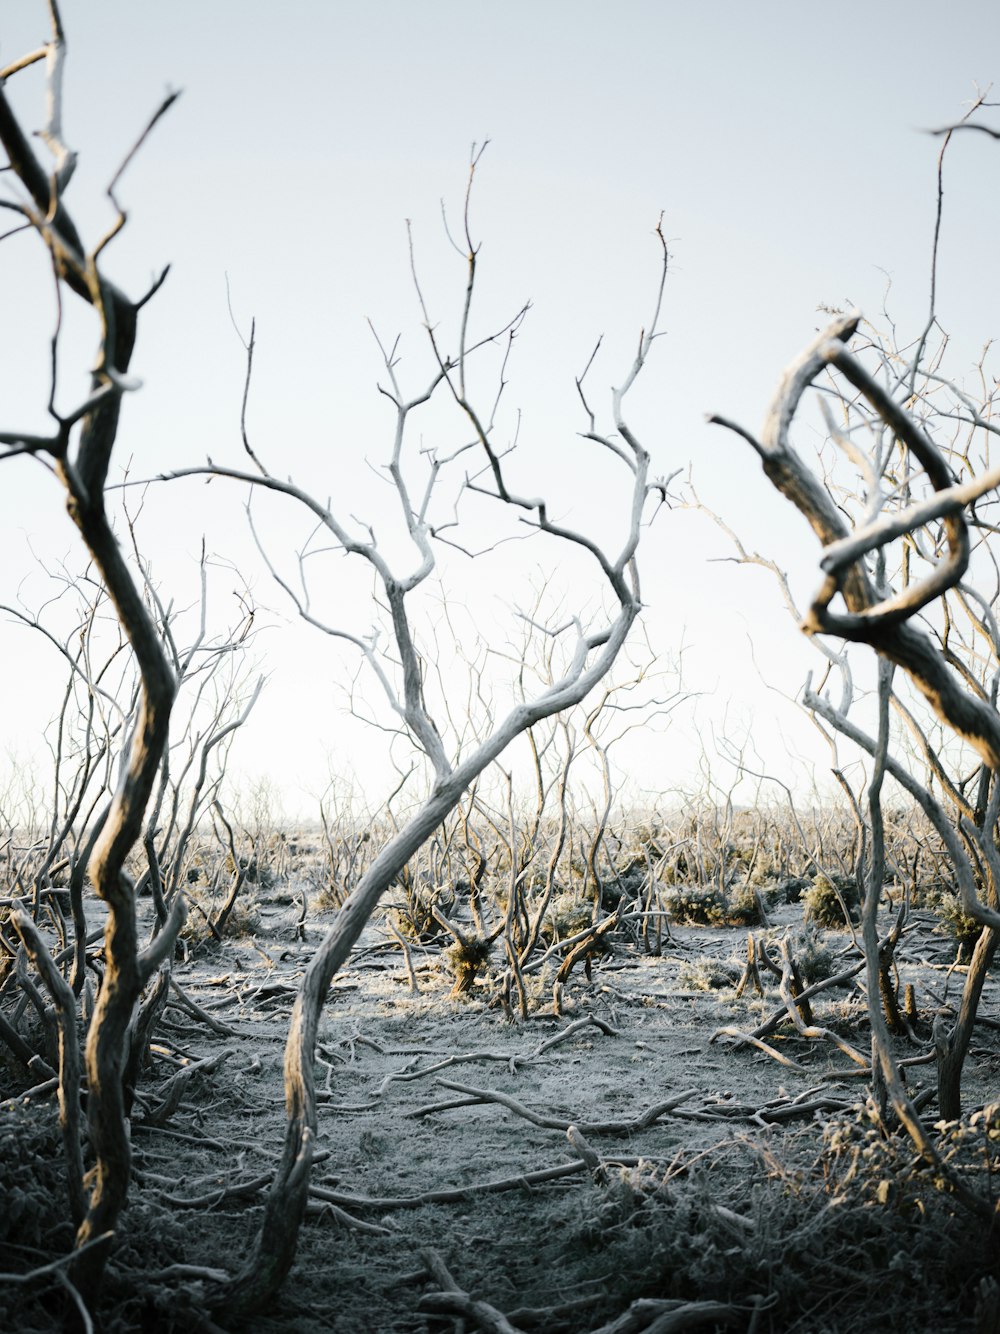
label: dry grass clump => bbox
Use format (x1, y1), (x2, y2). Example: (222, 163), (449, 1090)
(663, 882), (766, 928)
(803, 871), (861, 928)
(180, 886), (261, 943)
(935, 894), (986, 962)
(822, 1099), (1000, 1211)
(542, 892), (594, 940)
(444, 934), (492, 996)
(676, 957), (742, 991)
(387, 884), (449, 945)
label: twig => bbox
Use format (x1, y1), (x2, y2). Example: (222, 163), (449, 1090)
(369, 1014), (620, 1096)
(56, 1271), (93, 1334)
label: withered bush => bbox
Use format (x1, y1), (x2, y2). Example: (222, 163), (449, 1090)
(558, 1123), (997, 1334)
(803, 871), (861, 928)
(774, 922), (836, 985)
(664, 882), (765, 928)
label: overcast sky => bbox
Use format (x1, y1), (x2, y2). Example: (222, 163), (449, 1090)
(1, 1), (998, 818)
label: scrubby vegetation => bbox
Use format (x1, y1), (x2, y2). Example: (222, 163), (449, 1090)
(4, 797), (1000, 1332)
(2, 7), (1000, 1333)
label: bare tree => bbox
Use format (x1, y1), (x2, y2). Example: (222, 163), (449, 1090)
(0, 6), (186, 1302)
(155, 151), (672, 1311)
(708, 106), (1000, 1210)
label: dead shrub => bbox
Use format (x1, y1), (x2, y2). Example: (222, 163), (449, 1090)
(559, 1125), (997, 1333)
(772, 922), (836, 985)
(677, 957), (741, 990)
(664, 882), (765, 928)
(803, 871), (861, 927)
(444, 935), (492, 996)
(935, 894), (986, 962)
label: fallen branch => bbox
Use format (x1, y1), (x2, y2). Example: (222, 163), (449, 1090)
(587, 1298), (742, 1334)
(155, 1172), (271, 1209)
(132, 1263), (232, 1283)
(755, 1096), (851, 1125)
(429, 1078), (698, 1136)
(567, 1124), (608, 1182)
(376, 1014), (618, 1092)
(777, 943), (868, 1069)
(0, 1074), (60, 1110)
(507, 1295), (605, 1327)
(585, 1299), (692, 1334)
(418, 1290), (528, 1334)
(718, 960), (865, 1045)
(309, 1159), (588, 1211)
(709, 1027), (808, 1072)
(140, 1048), (235, 1127)
(168, 978), (239, 1036)
(307, 1199), (396, 1235)
(418, 1247), (528, 1334)
(532, 1014), (619, 1053)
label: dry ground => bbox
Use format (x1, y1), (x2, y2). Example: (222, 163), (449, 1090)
(2, 884), (999, 1333)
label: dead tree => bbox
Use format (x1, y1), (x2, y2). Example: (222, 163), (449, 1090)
(709, 109), (1000, 1195)
(0, 5), (184, 1302)
(158, 152), (672, 1312)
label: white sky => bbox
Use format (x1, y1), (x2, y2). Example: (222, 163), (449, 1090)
(1, 1), (999, 820)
